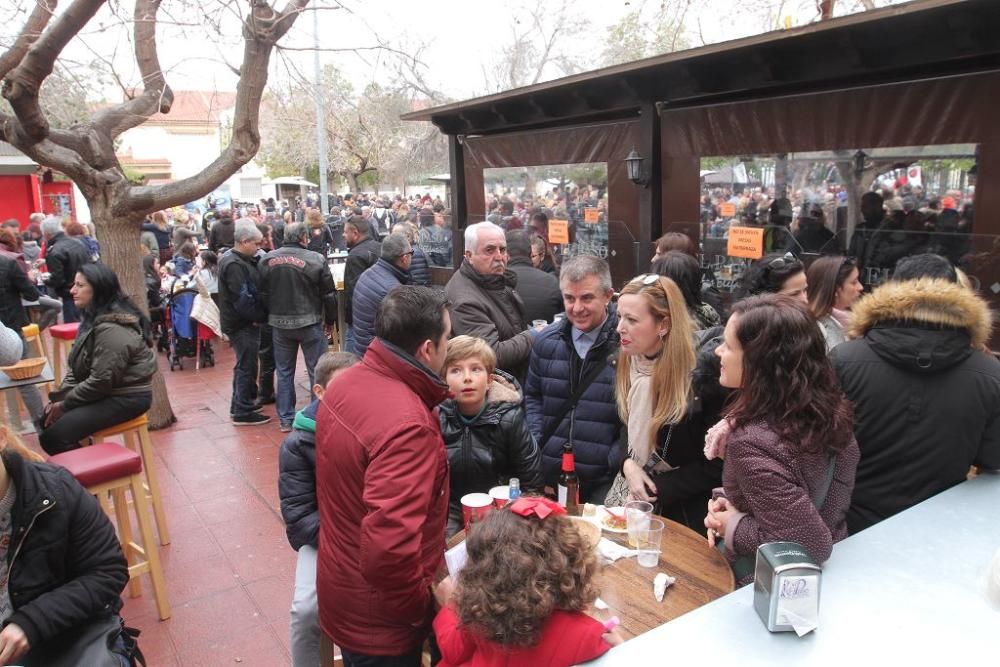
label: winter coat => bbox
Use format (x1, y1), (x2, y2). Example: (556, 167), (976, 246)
(343, 237), (380, 326)
(524, 311), (620, 487)
(306, 225), (335, 256)
(409, 246), (432, 286)
(445, 261), (532, 381)
(43, 232), (92, 298)
(0, 254), (38, 331)
(508, 257), (563, 325)
(20, 241), (40, 265)
(278, 400), (320, 551)
(438, 371), (543, 535)
(57, 309), (156, 410)
(207, 217), (235, 252)
(259, 241), (338, 330)
(140, 222), (172, 251)
(721, 420), (859, 581)
(2, 450), (129, 651)
(434, 606), (610, 667)
(0, 319), (22, 365)
(0, 242), (29, 276)
(352, 258), (410, 358)
(832, 278), (1000, 534)
(315, 338), (450, 655)
(217, 248), (262, 334)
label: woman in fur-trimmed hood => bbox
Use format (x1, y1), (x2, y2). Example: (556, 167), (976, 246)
(39, 264), (157, 455)
(832, 276), (1000, 534)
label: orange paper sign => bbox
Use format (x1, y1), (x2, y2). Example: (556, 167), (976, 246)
(548, 219), (570, 245)
(727, 226), (765, 259)
(583, 208), (600, 224)
(719, 202), (737, 218)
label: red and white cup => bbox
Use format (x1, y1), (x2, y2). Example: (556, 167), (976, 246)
(461, 493), (493, 528)
(488, 485), (510, 508)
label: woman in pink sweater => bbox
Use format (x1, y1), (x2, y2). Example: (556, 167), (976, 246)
(705, 294), (860, 585)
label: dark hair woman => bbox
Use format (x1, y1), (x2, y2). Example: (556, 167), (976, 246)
(806, 256), (864, 350)
(653, 232), (697, 259)
(706, 294), (859, 585)
(38, 263), (157, 455)
(651, 251), (721, 330)
(737, 251), (808, 303)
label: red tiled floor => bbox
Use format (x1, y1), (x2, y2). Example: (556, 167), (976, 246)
(9, 341), (316, 665)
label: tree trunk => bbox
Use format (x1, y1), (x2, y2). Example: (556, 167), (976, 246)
(89, 193), (177, 430)
(346, 172), (360, 194)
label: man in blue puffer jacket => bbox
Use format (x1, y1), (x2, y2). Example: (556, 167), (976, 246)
(351, 233), (412, 357)
(524, 255), (622, 502)
(279, 351), (360, 667)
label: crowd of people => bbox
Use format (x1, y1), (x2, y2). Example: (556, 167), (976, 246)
(1, 187), (998, 665)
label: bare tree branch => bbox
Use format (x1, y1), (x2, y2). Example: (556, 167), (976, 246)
(0, 0), (58, 82)
(126, 0), (310, 215)
(93, 0), (173, 139)
(3, 0), (105, 142)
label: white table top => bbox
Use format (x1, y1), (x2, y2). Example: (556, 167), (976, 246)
(589, 473), (1000, 665)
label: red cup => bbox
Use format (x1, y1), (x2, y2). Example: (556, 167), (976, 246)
(488, 485), (510, 508)
(461, 493), (493, 528)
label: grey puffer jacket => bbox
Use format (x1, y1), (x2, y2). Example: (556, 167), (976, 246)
(57, 309), (156, 410)
(445, 260), (532, 381)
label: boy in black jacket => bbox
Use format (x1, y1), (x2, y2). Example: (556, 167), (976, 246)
(278, 350), (359, 667)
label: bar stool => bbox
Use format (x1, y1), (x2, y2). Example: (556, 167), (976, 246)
(48, 322), (80, 383)
(94, 414), (170, 546)
(48, 443), (171, 620)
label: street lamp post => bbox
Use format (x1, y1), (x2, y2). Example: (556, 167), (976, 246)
(313, 7), (329, 215)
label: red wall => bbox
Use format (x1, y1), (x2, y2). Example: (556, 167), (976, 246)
(0, 174), (41, 229)
(41, 181), (75, 222)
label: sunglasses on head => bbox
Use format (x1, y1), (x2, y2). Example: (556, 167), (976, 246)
(630, 273), (661, 286)
(767, 252), (797, 270)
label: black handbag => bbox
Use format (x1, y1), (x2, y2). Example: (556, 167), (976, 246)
(21, 615), (144, 667)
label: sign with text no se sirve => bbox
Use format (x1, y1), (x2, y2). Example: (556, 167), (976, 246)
(548, 219), (570, 245)
(727, 226), (765, 259)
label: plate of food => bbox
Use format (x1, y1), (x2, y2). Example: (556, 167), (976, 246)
(594, 505), (628, 533)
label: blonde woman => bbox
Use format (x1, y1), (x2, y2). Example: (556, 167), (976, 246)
(609, 274), (727, 530)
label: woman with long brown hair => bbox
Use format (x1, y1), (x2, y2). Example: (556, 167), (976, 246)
(706, 294), (859, 584)
(610, 274), (727, 530)
(806, 255), (864, 351)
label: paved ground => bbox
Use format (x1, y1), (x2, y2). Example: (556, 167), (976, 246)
(23, 342), (307, 666)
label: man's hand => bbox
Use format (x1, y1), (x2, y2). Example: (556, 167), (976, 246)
(0, 623), (30, 665)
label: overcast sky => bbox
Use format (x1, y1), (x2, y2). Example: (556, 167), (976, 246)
(3, 0), (907, 104)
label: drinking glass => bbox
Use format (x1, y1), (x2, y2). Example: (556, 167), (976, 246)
(636, 518), (665, 567)
(625, 500), (653, 548)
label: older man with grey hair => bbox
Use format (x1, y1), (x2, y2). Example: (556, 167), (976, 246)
(260, 220), (338, 431)
(351, 233), (413, 357)
(524, 254), (621, 501)
(444, 221), (535, 380)
(41, 215), (92, 323)
(219, 219), (270, 425)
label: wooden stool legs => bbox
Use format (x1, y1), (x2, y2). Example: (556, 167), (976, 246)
(122, 429), (171, 545)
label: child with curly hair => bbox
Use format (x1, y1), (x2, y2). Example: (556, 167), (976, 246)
(433, 496), (622, 666)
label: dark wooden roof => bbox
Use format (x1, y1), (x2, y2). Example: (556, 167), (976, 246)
(404, 0), (1000, 136)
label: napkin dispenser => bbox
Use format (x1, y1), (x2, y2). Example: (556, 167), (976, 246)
(752, 541), (822, 635)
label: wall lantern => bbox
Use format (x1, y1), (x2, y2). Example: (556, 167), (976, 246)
(625, 149), (648, 187)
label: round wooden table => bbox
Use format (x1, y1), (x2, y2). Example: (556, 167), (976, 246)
(447, 514), (734, 641)
(593, 515), (735, 640)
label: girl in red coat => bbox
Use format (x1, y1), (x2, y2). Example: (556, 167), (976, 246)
(434, 496), (621, 666)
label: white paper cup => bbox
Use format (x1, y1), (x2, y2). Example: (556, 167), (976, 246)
(489, 485), (510, 508)
(461, 492), (493, 528)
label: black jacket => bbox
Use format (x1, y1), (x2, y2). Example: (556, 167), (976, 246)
(646, 326), (729, 531)
(208, 217), (235, 253)
(352, 258), (409, 358)
(439, 371), (543, 535)
(832, 278), (1000, 534)
(306, 225), (335, 256)
(44, 232), (92, 298)
(260, 241), (338, 330)
(217, 249), (262, 334)
(344, 237), (380, 326)
(409, 246), (432, 287)
(2, 450), (129, 651)
(278, 400), (319, 551)
(508, 258), (563, 325)
(0, 254), (38, 331)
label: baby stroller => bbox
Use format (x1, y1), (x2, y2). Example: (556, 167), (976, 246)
(163, 286), (215, 370)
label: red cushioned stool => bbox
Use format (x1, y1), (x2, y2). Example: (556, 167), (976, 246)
(48, 443), (171, 620)
(48, 322), (80, 384)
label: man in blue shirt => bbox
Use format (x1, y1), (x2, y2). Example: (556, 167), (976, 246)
(523, 255), (621, 501)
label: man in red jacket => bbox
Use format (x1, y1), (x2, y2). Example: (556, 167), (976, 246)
(316, 285), (452, 666)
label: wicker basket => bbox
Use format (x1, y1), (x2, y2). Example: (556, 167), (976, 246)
(0, 357), (46, 380)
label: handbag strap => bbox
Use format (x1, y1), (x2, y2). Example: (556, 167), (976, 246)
(539, 355), (608, 448)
